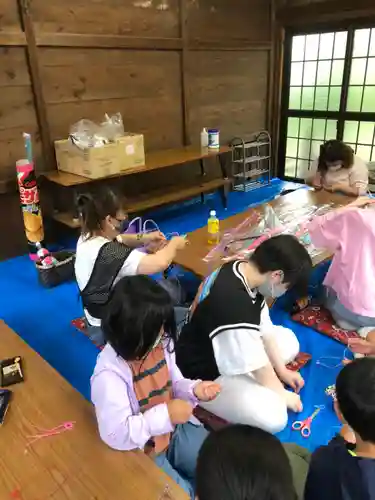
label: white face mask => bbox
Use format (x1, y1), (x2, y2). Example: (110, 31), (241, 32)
(258, 277), (287, 299)
(327, 164), (342, 172)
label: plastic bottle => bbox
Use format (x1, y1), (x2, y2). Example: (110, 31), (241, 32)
(200, 128), (209, 148)
(207, 210), (220, 245)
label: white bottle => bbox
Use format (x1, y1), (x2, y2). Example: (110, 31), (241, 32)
(200, 128), (209, 148)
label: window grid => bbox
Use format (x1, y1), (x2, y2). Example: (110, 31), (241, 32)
(280, 26), (375, 180)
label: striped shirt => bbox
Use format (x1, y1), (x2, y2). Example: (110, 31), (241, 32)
(129, 346), (172, 455)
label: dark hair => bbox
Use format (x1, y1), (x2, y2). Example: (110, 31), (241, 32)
(318, 140), (354, 173)
(102, 275), (177, 361)
(76, 188), (125, 237)
(250, 234), (312, 294)
(196, 425), (297, 500)
(336, 357), (375, 444)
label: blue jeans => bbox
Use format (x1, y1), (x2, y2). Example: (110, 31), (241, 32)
(324, 286), (375, 330)
(154, 423), (208, 499)
(87, 324), (105, 347)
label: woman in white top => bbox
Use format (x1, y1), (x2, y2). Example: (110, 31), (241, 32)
(75, 189), (187, 346)
(306, 140), (368, 196)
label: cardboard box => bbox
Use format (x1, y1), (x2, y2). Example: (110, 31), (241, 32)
(118, 134), (145, 172)
(55, 134), (145, 180)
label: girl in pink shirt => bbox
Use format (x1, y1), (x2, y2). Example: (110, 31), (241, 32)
(307, 197), (375, 337)
(307, 140), (368, 196)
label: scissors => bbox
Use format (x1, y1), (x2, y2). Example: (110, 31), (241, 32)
(292, 406), (324, 438)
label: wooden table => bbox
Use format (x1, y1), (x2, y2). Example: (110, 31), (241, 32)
(0, 321), (188, 500)
(43, 145), (231, 229)
(173, 189), (352, 279)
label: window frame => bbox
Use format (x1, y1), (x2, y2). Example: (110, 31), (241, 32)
(278, 22), (375, 181)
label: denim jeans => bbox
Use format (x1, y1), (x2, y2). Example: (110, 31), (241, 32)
(324, 286), (375, 330)
(86, 324), (105, 347)
(154, 423), (208, 499)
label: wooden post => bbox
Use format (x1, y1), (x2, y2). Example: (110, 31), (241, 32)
(179, 0), (191, 146)
(17, 0), (54, 172)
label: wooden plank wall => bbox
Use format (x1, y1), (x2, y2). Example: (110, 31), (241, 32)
(0, 0), (273, 258)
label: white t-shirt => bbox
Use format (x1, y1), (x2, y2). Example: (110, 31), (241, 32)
(75, 236), (144, 327)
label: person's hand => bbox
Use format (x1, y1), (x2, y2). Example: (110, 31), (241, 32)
(171, 236), (188, 250)
(348, 337), (375, 356)
(143, 231), (166, 243)
(323, 182), (335, 192)
(167, 399), (193, 425)
(193, 381), (221, 402)
(285, 391), (303, 412)
(312, 174), (323, 190)
(348, 196), (375, 209)
(280, 369), (305, 393)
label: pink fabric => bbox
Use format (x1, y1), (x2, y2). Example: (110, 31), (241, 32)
(307, 207), (375, 317)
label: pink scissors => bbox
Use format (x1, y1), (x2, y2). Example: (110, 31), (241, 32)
(292, 406), (324, 438)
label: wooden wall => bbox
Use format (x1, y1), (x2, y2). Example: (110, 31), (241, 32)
(276, 0), (375, 26)
(0, 0), (272, 258)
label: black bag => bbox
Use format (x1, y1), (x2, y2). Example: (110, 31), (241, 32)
(36, 250), (75, 288)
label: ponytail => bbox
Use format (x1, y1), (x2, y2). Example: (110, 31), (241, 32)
(76, 188), (124, 238)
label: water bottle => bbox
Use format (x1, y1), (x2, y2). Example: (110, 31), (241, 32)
(207, 210), (220, 245)
(200, 128), (208, 148)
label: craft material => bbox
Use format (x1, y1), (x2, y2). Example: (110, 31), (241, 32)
(200, 128), (209, 148)
(159, 484), (173, 500)
(316, 347), (350, 369)
(208, 129), (220, 149)
(25, 420), (75, 448)
(325, 385), (337, 401)
(35, 243), (58, 268)
(292, 305), (359, 345)
(286, 352), (312, 371)
(16, 136), (45, 260)
(0, 389), (12, 425)
(203, 203), (334, 264)
(207, 210), (220, 245)
(292, 406), (325, 438)
(0, 357), (24, 386)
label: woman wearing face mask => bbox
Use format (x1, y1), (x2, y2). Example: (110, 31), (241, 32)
(306, 140), (368, 196)
(74, 188), (187, 347)
(176, 234), (313, 434)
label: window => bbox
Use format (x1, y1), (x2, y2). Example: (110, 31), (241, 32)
(279, 26), (375, 179)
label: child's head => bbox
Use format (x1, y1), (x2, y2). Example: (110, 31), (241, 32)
(102, 275), (177, 361)
(249, 234), (312, 298)
(76, 188), (128, 239)
(335, 357), (375, 444)
(318, 140), (354, 173)
(196, 425), (296, 500)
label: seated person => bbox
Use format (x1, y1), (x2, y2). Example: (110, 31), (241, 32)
(306, 140), (368, 196)
(91, 275), (220, 499)
(304, 357), (375, 500)
(74, 188), (187, 346)
(196, 424), (298, 500)
(176, 235), (313, 434)
(307, 196), (375, 335)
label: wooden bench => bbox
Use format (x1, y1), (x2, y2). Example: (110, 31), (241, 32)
(43, 145), (231, 229)
(0, 320), (188, 499)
